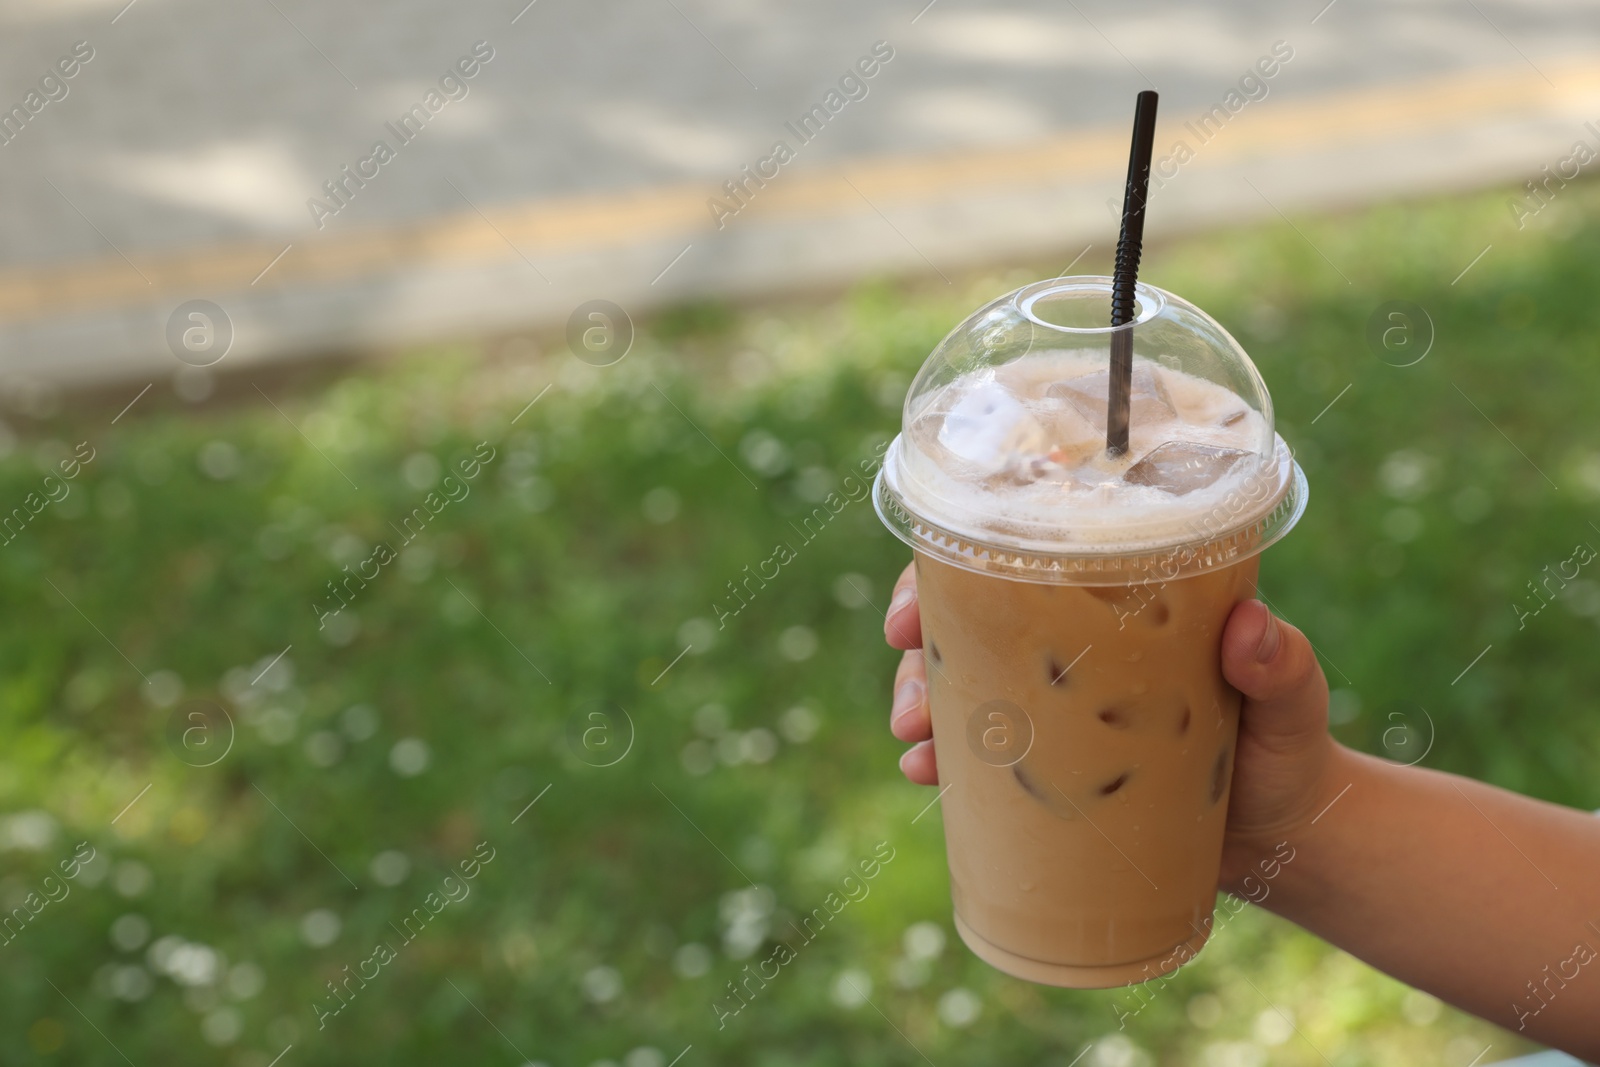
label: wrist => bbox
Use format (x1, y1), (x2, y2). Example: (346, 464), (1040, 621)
(1223, 741), (1369, 911)
(1218, 735), (1355, 896)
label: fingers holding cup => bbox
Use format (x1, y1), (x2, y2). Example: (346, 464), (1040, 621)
(891, 649), (932, 743)
(885, 561), (923, 650)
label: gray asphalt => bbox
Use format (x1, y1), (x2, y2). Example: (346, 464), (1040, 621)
(0, 0), (1591, 264)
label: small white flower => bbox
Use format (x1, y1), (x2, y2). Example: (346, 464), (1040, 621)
(390, 738), (431, 776)
(201, 1007), (242, 1046)
(830, 969), (871, 1009)
(110, 965), (152, 1001)
(199, 441), (241, 481)
(937, 987), (981, 1028)
(740, 728), (778, 764)
(779, 705), (819, 743)
(832, 573), (872, 609)
(778, 625), (818, 661)
(642, 487), (681, 524)
(113, 861), (153, 898)
(110, 914), (151, 952)
(672, 943), (711, 979)
(401, 452), (442, 490)
(144, 670), (185, 708)
(582, 965), (622, 1004)
(677, 617), (716, 655)
(166, 942), (222, 986)
(1253, 1007), (1293, 1047)
(370, 850), (410, 887)
(0, 810), (57, 851)
(304, 730), (343, 767)
(227, 962), (265, 1000)
(903, 921), (946, 962)
(300, 909), (340, 948)
(341, 704), (378, 740)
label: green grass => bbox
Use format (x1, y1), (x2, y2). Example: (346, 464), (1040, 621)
(3, 177), (1597, 1066)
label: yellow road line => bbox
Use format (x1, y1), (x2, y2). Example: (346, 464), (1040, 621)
(3, 55), (1598, 323)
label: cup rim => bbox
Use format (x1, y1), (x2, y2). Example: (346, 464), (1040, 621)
(873, 441), (1308, 586)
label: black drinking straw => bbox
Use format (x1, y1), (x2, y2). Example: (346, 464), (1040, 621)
(1106, 90), (1160, 457)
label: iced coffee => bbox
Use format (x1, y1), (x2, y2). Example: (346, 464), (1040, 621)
(874, 277), (1307, 987)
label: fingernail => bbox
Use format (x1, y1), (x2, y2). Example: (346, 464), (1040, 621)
(891, 679), (924, 725)
(1255, 610), (1281, 664)
(889, 585), (915, 616)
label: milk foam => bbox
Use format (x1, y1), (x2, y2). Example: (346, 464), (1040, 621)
(889, 350), (1283, 552)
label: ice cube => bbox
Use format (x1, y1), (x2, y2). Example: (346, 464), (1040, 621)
(1028, 397), (1101, 464)
(1209, 745), (1232, 805)
(1002, 449), (1084, 486)
(1123, 441), (1251, 495)
(1000, 425), (1114, 486)
(1048, 364), (1176, 432)
(937, 379), (1047, 473)
(1012, 762), (1078, 819)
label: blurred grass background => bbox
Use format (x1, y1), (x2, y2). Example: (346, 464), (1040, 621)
(2, 177), (1597, 1066)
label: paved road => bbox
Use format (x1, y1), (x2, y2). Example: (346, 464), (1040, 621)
(0, 0), (1595, 381)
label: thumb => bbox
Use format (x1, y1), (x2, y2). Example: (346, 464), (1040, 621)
(1221, 599), (1328, 746)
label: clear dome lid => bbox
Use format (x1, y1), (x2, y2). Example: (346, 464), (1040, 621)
(873, 276), (1307, 584)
